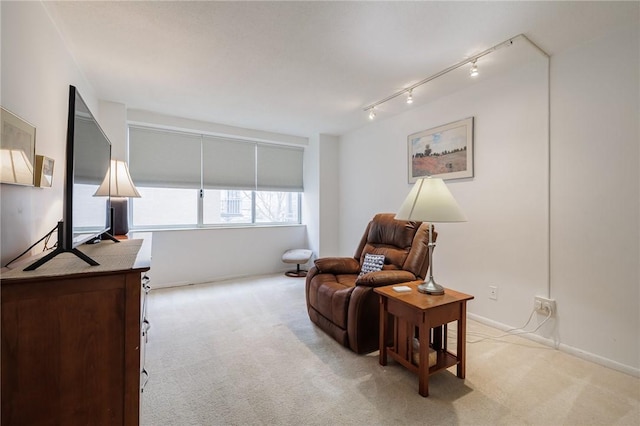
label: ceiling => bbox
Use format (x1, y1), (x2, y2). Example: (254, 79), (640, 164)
(43, 1), (637, 138)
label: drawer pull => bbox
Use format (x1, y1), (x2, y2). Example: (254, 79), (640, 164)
(142, 275), (151, 292)
(141, 368), (149, 392)
(142, 319), (151, 342)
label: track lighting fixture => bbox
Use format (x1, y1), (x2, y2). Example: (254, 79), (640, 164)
(470, 60), (479, 77)
(362, 34), (543, 120)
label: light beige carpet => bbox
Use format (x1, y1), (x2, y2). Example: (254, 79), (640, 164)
(141, 274), (639, 425)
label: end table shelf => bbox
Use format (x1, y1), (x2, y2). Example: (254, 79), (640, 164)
(375, 282), (474, 397)
(387, 348), (459, 377)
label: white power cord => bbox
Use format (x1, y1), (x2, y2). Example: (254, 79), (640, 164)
(446, 307), (553, 344)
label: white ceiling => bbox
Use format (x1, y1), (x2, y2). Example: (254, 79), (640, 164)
(43, 1), (637, 138)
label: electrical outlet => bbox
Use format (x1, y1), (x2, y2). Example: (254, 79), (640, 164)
(489, 285), (498, 300)
(534, 296), (556, 316)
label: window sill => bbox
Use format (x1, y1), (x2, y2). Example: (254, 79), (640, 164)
(130, 223), (305, 233)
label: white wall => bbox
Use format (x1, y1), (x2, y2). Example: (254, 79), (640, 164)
(125, 109), (310, 287)
(0, 1), (98, 265)
(99, 100), (128, 160)
(340, 55), (549, 323)
(302, 133), (340, 261)
(0, 2), (310, 284)
(302, 134), (321, 259)
(146, 225), (307, 288)
(317, 134), (340, 257)
(338, 26), (639, 375)
(127, 109), (307, 147)
(550, 25), (639, 373)
(2, 0), (637, 375)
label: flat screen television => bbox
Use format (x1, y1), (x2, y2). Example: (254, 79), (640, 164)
(25, 85), (115, 270)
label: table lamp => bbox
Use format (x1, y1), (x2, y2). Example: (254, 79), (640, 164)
(395, 177), (466, 295)
(95, 159), (141, 236)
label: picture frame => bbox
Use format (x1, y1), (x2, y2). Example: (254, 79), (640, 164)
(1, 107), (36, 186)
(35, 155), (55, 188)
(408, 117), (474, 182)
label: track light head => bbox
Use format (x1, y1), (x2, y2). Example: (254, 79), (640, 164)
(368, 108), (376, 120)
(406, 90), (413, 104)
(470, 61), (479, 77)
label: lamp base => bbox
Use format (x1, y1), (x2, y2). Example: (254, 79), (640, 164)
(111, 198), (129, 236)
(417, 278), (445, 295)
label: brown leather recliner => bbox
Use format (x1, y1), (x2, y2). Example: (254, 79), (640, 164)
(305, 213), (436, 354)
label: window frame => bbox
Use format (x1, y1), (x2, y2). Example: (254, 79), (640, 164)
(129, 189), (302, 230)
(127, 125), (303, 230)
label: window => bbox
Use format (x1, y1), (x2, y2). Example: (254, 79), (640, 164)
(255, 191), (300, 223)
(128, 126), (303, 229)
(221, 190), (244, 217)
(132, 187), (197, 227)
(203, 189), (251, 225)
(200, 189), (299, 225)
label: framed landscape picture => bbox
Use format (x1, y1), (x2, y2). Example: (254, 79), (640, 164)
(408, 117), (474, 182)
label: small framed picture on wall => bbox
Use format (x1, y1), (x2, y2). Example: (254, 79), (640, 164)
(35, 155), (55, 188)
(408, 117), (474, 182)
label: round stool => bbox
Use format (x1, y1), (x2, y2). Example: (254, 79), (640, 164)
(282, 249), (313, 277)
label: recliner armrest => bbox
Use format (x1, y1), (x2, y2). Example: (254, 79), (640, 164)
(314, 257), (360, 275)
(355, 270), (417, 287)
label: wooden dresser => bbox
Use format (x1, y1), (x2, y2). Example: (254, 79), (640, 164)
(1, 238), (151, 425)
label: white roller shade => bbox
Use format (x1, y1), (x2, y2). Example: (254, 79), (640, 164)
(202, 136), (256, 190)
(129, 127), (201, 189)
(129, 126), (304, 193)
(256, 144), (304, 192)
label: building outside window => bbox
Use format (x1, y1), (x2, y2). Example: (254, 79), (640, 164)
(221, 190), (243, 218)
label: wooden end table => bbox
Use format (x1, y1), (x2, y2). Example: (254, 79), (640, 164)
(374, 282), (474, 397)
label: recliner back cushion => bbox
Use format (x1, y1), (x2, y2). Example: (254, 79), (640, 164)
(367, 215), (417, 248)
(360, 214), (419, 269)
(354, 213), (434, 279)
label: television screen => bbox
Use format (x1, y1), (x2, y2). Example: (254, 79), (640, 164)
(24, 86), (112, 271)
(65, 87), (111, 247)
(22, 86), (112, 271)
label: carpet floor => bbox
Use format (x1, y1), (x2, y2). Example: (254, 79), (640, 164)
(140, 274), (639, 425)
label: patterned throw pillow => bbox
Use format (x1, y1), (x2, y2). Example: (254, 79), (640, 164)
(358, 253), (385, 278)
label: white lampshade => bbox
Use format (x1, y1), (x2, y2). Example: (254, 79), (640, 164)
(94, 160), (141, 198)
(396, 177), (466, 223)
(395, 177), (466, 295)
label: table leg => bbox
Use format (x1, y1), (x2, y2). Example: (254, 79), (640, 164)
(443, 324), (448, 353)
(457, 301), (466, 379)
(433, 325), (442, 350)
(379, 296), (388, 366)
(418, 322), (430, 397)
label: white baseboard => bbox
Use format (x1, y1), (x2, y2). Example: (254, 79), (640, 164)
(150, 270), (290, 289)
(467, 312), (639, 378)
